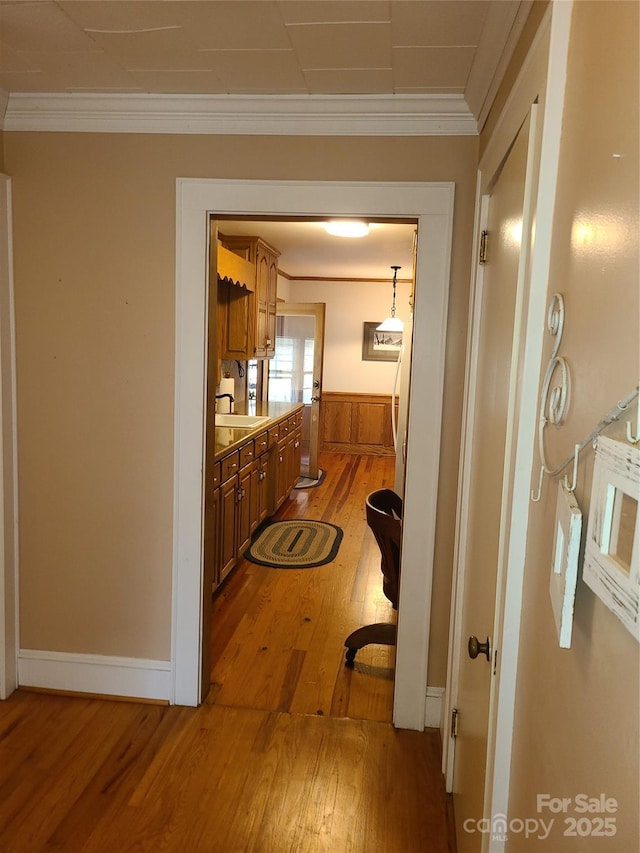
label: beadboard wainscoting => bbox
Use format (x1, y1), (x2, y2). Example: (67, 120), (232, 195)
(17, 650), (172, 702)
(320, 393), (398, 456)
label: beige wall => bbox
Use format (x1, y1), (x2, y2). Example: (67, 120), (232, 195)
(4, 133), (477, 672)
(503, 2), (639, 848)
(288, 278), (413, 394)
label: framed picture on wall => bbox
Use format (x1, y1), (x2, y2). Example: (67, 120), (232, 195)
(362, 322), (403, 362)
(583, 436), (639, 642)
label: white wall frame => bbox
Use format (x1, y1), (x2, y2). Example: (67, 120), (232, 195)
(0, 174), (18, 701)
(173, 180), (454, 729)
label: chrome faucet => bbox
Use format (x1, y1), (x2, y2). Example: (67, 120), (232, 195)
(215, 392), (234, 414)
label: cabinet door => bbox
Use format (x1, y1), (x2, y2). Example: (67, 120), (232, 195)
(204, 485), (220, 593)
(219, 475), (238, 582)
(265, 250), (278, 358)
(257, 456), (269, 525)
(249, 459), (262, 535)
(275, 439), (289, 509)
(236, 463), (253, 556)
(292, 429), (302, 488)
(284, 435), (296, 499)
(226, 287), (253, 358)
(254, 246), (270, 358)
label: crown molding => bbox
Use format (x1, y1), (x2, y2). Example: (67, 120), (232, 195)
(2, 92), (478, 136)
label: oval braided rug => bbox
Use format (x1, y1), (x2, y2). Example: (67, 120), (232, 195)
(245, 519), (343, 569)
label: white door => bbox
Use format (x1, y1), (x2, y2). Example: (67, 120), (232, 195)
(451, 114), (533, 852)
(270, 303), (325, 480)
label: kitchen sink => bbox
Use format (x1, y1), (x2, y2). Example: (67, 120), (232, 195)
(215, 414), (269, 428)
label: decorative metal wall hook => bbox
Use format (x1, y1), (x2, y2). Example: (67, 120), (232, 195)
(531, 465), (545, 502)
(624, 391), (640, 443)
(562, 444), (580, 493)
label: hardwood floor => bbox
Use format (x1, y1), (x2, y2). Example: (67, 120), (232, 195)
(209, 452), (398, 723)
(0, 452), (456, 852)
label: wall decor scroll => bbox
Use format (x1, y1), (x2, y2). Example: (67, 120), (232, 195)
(537, 293), (571, 472)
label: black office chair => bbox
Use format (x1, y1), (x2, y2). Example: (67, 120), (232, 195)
(344, 488), (402, 666)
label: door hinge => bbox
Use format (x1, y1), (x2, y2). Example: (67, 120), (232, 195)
(451, 708), (459, 739)
(479, 230), (488, 264)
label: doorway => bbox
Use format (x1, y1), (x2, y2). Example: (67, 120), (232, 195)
(173, 179), (454, 729)
(443, 6), (571, 847)
(271, 302), (325, 481)
(450, 112), (533, 852)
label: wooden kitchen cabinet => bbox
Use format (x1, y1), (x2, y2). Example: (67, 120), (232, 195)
(204, 462), (221, 591)
(217, 280), (253, 360)
(236, 459), (255, 557)
(255, 240), (279, 358)
(272, 427), (302, 513)
(210, 410), (303, 591)
(252, 454), (270, 528)
(218, 234), (280, 359)
(219, 473), (239, 584)
(218, 464), (255, 585)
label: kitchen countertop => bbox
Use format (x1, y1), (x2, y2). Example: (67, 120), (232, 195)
(213, 401), (304, 459)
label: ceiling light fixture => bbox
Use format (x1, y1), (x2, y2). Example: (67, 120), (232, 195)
(377, 266), (404, 332)
(324, 220), (369, 238)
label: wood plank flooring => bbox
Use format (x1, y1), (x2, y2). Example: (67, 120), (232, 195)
(0, 692), (453, 852)
(0, 452), (456, 852)
(209, 452), (397, 723)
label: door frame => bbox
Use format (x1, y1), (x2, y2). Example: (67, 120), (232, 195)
(442, 1), (573, 845)
(172, 179), (454, 728)
(0, 174), (19, 700)
(274, 302), (325, 480)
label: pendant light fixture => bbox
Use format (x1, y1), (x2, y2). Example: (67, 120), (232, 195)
(377, 266), (404, 332)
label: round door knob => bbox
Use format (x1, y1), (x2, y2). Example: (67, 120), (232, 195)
(311, 395), (321, 403)
(468, 635), (491, 661)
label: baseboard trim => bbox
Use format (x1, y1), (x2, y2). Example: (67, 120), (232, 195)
(17, 649), (172, 702)
(425, 686), (445, 730)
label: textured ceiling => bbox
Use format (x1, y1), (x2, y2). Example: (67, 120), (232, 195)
(0, 0), (506, 105)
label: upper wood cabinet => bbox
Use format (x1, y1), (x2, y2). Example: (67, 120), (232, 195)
(218, 234), (280, 359)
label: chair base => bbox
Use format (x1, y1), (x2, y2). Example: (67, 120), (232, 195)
(344, 622), (397, 666)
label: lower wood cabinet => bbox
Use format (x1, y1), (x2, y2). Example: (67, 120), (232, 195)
(271, 426), (302, 514)
(219, 473), (240, 584)
(209, 413), (302, 593)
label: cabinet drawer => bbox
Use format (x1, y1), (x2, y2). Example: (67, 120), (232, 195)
(221, 451), (240, 481)
(239, 441), (255, 468)
(279, 418), (290, 437)
(255, 431), (269, 456)
(268, 425), (281, 447)
(288, 411), (300, 430)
